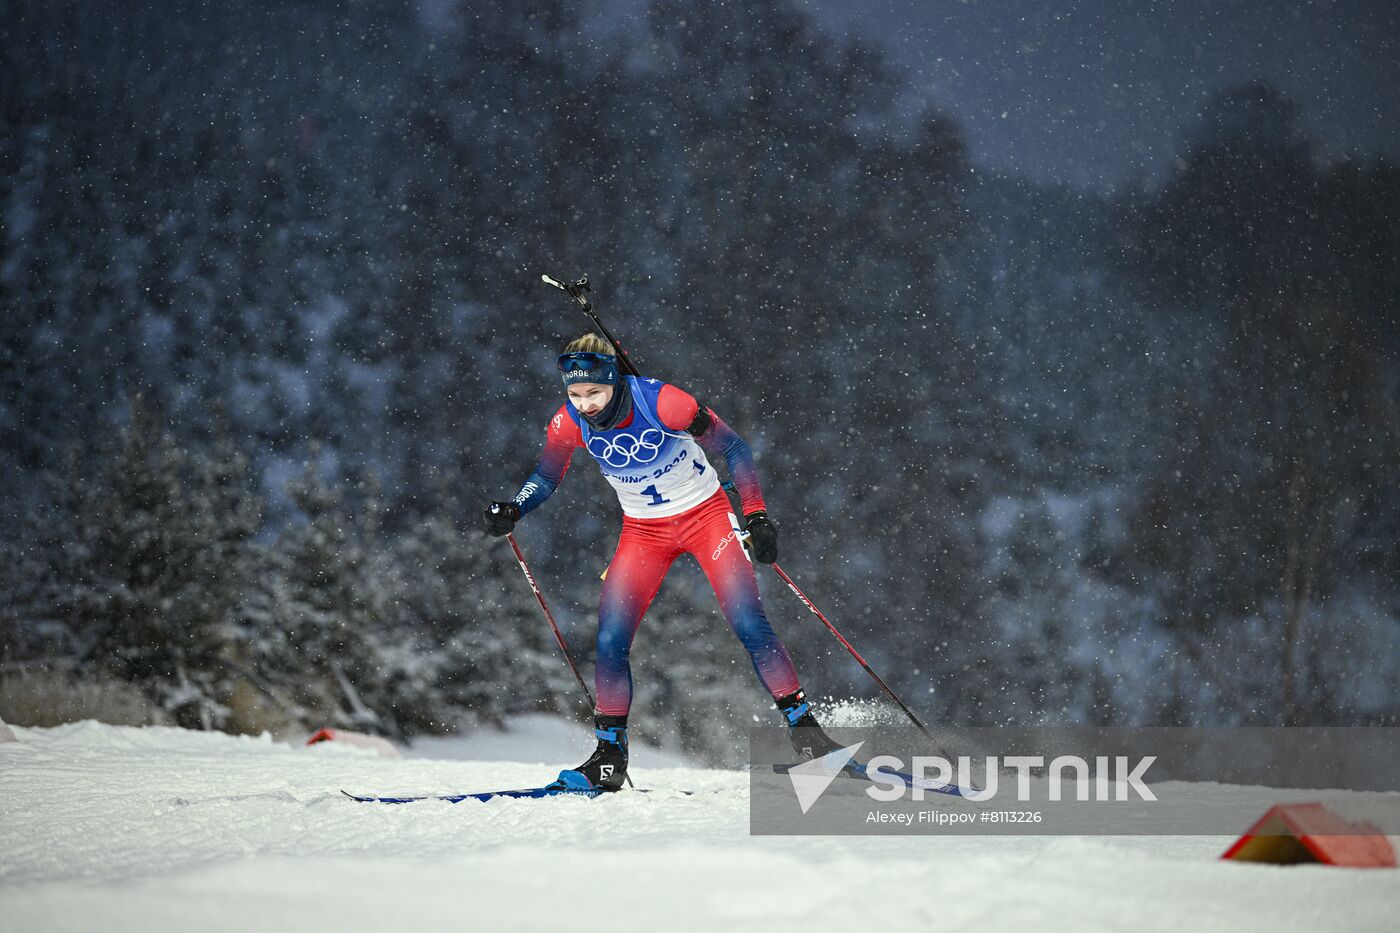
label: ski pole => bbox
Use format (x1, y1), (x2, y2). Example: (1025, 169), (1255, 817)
(716, 483), (938, 740)
(500, 527), (635, 789)
(503, 531), (594, 709)
(767, 561), (940, 746)
(716, 480), (934, 738)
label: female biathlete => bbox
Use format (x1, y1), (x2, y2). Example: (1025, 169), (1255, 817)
(484, 333), (840, 791)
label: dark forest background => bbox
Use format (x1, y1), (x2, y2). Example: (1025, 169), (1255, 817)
(2, 0), (1397, 760)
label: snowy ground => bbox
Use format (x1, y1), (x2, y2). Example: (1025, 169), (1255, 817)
(3, 719), (1398, 932)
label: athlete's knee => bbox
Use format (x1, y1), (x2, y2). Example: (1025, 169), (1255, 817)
(596, 622), (634, 665)
(730, 609), (779, 653)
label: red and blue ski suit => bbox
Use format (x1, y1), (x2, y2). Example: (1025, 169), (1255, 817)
(512, 376), (801, 717)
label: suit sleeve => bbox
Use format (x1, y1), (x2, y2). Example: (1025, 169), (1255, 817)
(512, 406), (581, 516)
(656, 384), (768, 516)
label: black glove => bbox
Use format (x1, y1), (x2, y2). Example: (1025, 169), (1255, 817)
(744, 511), (778, 564)
(483, 501), (521, 536)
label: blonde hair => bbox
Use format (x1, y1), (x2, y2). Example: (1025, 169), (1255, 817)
(562, 332), (614, 355)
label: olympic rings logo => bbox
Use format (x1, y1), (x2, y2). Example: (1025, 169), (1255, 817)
(588, 429), (666, 468)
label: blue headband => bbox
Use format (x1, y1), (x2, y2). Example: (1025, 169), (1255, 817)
(558, 351), (619, 388)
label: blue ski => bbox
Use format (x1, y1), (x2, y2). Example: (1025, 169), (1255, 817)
(344, 769), (696, 804)
(344, 768), (603, 804)
(342, 786), (603, 804)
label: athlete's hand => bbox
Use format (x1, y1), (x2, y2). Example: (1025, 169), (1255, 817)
(483, 501), (521, 536)
(744, 511), (778, 564)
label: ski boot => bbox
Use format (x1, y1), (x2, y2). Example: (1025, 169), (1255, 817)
(776, 689), (844, 761)
(557, 714), (629, 792)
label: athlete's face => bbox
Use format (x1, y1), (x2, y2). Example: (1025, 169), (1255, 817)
(567, 383), (614, 416)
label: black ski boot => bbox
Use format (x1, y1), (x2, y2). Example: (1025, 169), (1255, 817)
(776, 690), (844, 760)
(562, 714), (629, 792)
